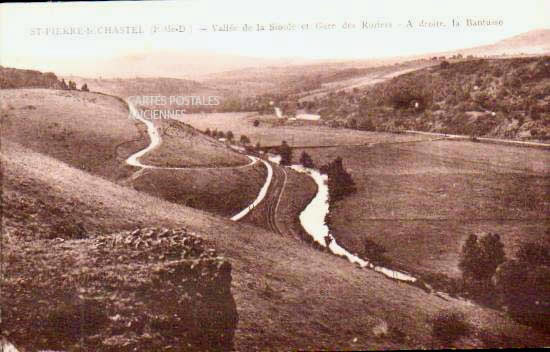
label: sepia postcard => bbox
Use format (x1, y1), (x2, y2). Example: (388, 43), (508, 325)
(0, 0), (549, 350)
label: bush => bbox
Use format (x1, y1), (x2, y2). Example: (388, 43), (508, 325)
(431, 310), (469, 344)
(240, 135), (250, 145)
(319, 157), (356, 201)
(253, 120), (260, 127)
(299, 151), (315, 168)
(278, 140), (292, 165)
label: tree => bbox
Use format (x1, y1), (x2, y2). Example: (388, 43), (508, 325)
(278, 140), (292, 166)
(440, 60), (450, 69)
(348, 118), (357, 129)
(217, 131), (225, 139)
(253, 119), (260, 127)
(255, 141), (261, 151)
(495, 254), (549, 330)
(299, 151), (314, 168)
(478, 233), (505, 280)
(68, 80), (77, 90)
(80, 83), (89, 92)
(204, 128), (211, 136)
(240, 135), (250, 145)
(226, 130), (234, 141)
(60, 78), (68, 90)
(320, 157), (356, 202)
(459, 234), (481, 281)
(516, 242), (549, 267)
(459, 233), (506, 296)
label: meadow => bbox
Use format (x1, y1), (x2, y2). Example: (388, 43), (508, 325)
(296, 139), (550, 279)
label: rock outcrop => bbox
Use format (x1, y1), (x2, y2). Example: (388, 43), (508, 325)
(1, 227), (238, 351)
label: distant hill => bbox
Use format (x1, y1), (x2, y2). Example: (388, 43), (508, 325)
(313, 56), (550, 141)
(0, 66), (64, 89)
(63, 75), (227, 112)
(456, 29), (550, 56)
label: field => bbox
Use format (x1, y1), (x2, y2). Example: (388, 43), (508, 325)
(0, 88), (147, 180)
(4, 141), (548, 350)
(295, 139), (550, 279)
(132, 162), (267, 217)
(141, 118), (250, 167)
(3, 67), (550, 349)
(1, 89), (267, 217)
(178, 111), (431, 148)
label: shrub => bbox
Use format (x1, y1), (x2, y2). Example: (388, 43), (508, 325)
(319, 157), (356, 201)
(278, 140), (292, 165)
(517, 242), (549, 267)
(299, 151), (315, 168)
(240, 135), (250, 145)
(253, 119), (260, 127)
(431, 310), (469, 344)
(459, 233), (505, 283)
(495, 257), (550, 331)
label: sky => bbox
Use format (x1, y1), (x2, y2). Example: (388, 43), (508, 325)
(1, 0), (548, 76)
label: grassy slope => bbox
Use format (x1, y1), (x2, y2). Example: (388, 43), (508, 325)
(133, 162), (267, 218)
(3, 141), (548, 350)
(1, 88), (266, 217)
(296, 140), (550, 279)
(141, 119), (250, 167)
(0, 88), (146, 180)
(276, 169), (318, 241)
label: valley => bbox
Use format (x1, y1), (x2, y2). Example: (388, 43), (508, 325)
(2, 40), (550, 350)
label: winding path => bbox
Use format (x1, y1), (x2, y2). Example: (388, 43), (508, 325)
(124, 100), (273, 221)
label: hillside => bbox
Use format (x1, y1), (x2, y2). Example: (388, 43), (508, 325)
(3, 141), (549, 350)
(0, 66), (64, 89)
(0, 88), (145, 180)
(458, 29), (550, 56)
(2, 68), (549, 349)
(62, 76), (225, 113)
(313, 56), (550, 141)
(1, 88), (267, 217)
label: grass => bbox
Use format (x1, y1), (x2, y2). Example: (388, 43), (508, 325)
(276, 168), (318, 241)
(0, 88), (147, 180)
(132, 162), (267, 217)
(178, 111), (431, 148)
(295, 139), (550, 279)
(3, 87), (549, 349)
(141, 118), (250, 167)
(2, 88), (268, 217)
(4, 141), (549, 350)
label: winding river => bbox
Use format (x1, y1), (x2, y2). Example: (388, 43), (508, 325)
(290, 165), (417, 283)
(125, 101), (272, 221)
(127, 99), (416, 282)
